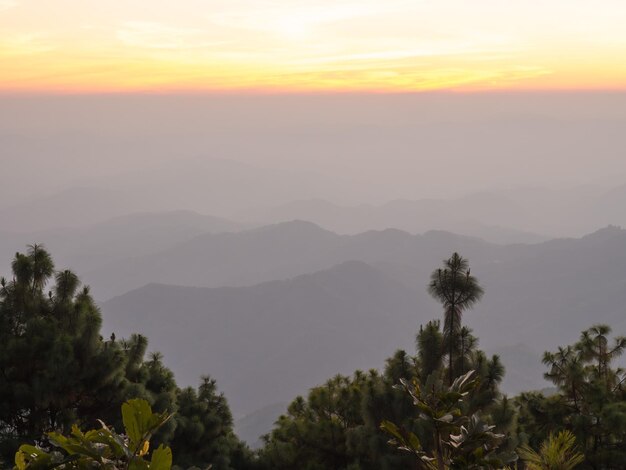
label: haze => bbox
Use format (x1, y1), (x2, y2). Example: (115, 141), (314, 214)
(3, 0), (626, 453)
(2, 92), (626, 230)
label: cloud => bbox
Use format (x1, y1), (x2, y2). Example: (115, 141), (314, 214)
(116, 21), (225, 50)
(207, 0), (410, 39)
(0, 33), (53, 56)
(265, 63), (552, 91)
(0, 0), (17, 12)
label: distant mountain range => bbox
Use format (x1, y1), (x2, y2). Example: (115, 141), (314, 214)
(0, 157), (344, 231)
(102, 260), (422, 417)
(238, 183), (626, 242)
(5, 205), (626, 444)
(0, 210), (245, 276)
(234, 403), (288, 450)
(83, 220), (500, 299)
(98, 224), (626, 443)
(237, 197), (549, 244)
(7, 175), (626, 243)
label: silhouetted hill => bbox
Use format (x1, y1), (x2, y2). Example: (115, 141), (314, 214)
(97, 225), (626, 443)
(0, 210), (245, 276)
(235, 403), (288, 449)
(85, 221), (499, 299)
(102, 261), (423, 417)
(239, 197), (547, 244)
(0, 187), (145, 232)
(239, 183), (626, 243)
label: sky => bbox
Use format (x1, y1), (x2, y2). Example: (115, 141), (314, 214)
(1, 0), (626, 93)
(2, 92), (626, 212)
(2, 2), (626, 219)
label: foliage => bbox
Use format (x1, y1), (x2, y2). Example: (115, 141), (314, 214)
(14, 398), (173, 470)
(260, 328), (514, 469)
(518, 430), (584, 470)
(259, 365), (416, 470)
(0, 246), (251, 470)
(259, 252), (513, 470)
(0, 244), (131, 459)
(170, 377), (254, 470)
(516, 324), (626, 468)
(428, 253), (484, 385)
(381, 371), (516, 469)
(6, 244), (626, 470)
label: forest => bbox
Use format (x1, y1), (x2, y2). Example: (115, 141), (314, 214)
(2, 245), (625, 469)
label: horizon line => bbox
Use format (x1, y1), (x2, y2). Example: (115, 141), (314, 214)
(2, 87), (626, 97)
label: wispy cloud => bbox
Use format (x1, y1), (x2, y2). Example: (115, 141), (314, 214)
(258, 63), (552, 92)
(0, 0), (620, 92)
(0, 0), (17, 12)
(0, 33), (53, 55)
(291, 40), (516, 67)
(207, 0), (410, 39)
(116, 21), (226, 50)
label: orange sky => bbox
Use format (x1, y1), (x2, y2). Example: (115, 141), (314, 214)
(2, 0), (626, 93)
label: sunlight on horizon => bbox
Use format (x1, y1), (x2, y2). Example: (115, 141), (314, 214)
(1, 0), (626, 93)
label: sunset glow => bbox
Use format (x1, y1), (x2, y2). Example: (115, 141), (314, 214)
(2, 0), (626, 93)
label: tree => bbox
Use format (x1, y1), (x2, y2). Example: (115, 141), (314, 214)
(0, 245), (128, 456)
(518, 430), (584, 470)
(0, 246), (252, 469)
(417, 321), (444, 380)
(517, 324), (626, 468)
(260, 320), (513, 470)
(171, 376), (252, 470)
(14, 398), (173, 470)
(428, 253), (484, 385)
(381, 371), (516, 469)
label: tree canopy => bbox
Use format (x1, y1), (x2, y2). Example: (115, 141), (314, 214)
(0, 245), (252, 470)
(4, 245), (625, 470)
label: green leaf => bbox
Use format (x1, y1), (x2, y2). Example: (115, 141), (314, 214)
(92, 421), (132, 458)
(47, 432), (102, 461)
(149, 445), (172, 470)
(122, 399), (173, 454)
(380, 420), (403, 441)
(14, 445), (54, 470)
(123, 399), (155, 449)
(407, 432), (422, 452)
(14, 450), (27, 470)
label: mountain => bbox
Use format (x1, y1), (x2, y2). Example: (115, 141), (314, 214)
(96, 224), (626, 379)
(83, 221), (500, 299)
(0, 187), (147, 233)
(471, 226), (626, 351)
(237, 182), (626, 243)
(98, 225), (626, 443)
(76, 157), (350, 222)
(235, 403), (288, 450)
(101, 261), (424, 417)
(92, 221), (626, 354)
(238, 197), (548, 244)
(0, 156), (348, 233)
(90, 223), (626, 352)
(0, 210), (245, 277)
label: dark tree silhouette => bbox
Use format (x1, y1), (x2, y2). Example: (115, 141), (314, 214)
(428, 253), (484, 385)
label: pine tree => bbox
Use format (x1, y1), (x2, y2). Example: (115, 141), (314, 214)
(428, 253), (484, 385)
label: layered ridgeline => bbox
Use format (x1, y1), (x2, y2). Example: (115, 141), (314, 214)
(0, 245), (254, 469)
(103, 261), (419, 418)
(7, 178), (626, 268)
(4, 245), (626, 468)
(96, 223), (626, 446)
(7, 215), (616, 391)
(0, 209), (245, 277)
(83, 220), (626, 310)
